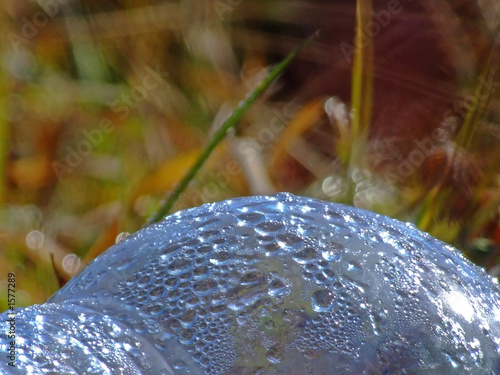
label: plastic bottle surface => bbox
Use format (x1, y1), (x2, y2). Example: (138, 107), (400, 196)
(1, 193), (500, 374)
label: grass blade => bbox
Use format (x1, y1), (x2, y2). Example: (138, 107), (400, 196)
(345, 0), (374, 173)
(147, 33), (317, 224)
(415, 36), (500, 232)
(456, 36), (500, 149)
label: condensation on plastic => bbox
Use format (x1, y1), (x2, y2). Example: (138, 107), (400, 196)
(1, 193), (500, 374)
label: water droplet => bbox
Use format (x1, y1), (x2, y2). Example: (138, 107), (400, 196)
(240, 272), (266, 285)
(311, 289), (335, 312)
(173, 360), (186, 370)
(322, 242), (344, 261)
(193, 279), (217, 296)
(293, 247), (319, 264)
(160, 243), (182, 258)
(238, 213), (264, 222)
(268, 279), (287, 297)
(210, 251), (232, 265)
(256, 221), (284, 232)
(167, 258), (192, 275)
(266, 344), (282, 364)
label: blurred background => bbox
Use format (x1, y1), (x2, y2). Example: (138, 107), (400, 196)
(1, 0), (499, 310)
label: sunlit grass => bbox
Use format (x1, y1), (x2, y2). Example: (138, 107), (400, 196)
(148, 34), (315, 223)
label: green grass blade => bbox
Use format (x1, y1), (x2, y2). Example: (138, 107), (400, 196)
(416, 36), (500, 233)
(349, 0), (374, 169)
(147, 33), (317, 224)
(456, 37), (500, 149)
